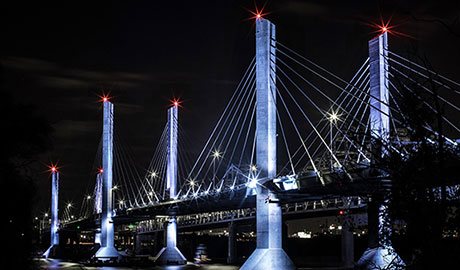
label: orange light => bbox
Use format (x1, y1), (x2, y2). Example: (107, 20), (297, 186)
(99, 168), (104, 173)
(382, 26), (387, 32)
(51, 167), (56, 172)
(256, 14), (261, 19)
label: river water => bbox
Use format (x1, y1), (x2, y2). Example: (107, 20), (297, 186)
(37, 259), (239, 270)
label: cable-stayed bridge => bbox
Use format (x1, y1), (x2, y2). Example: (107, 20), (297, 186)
(43, 18), (460, 269)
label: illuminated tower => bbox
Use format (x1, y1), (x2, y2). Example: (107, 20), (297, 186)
(95, 100), (119, 260)
(357, 31), (405, 269)
(154, 104), (186, 265)
(240, 18), (295, 270)
(94, 172), (102, 245)
(43, 168), (59, 258)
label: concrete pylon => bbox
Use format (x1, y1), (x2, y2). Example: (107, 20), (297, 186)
(154, 105), (187, 265)
(240, 18), (295, 270)
(95, 100), (119, 260)
(356, 32), (405, 270)
(43, 170), (60, 258)
(94, 172), (102, 245)
(341, 213), (354, 268)
(227, 221), (237, 264)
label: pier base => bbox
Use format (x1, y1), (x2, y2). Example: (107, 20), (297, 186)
(240, 248), (295, 270)
(357, 247), (405, 270)
(154, 217), (186, 265)
(43, 245), (61, 259)
(95, 246), (119, 260)
(154, 246), (187, 265)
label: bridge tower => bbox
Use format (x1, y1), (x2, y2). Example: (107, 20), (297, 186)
(95, 100), (119, 260)
(154, 104), (187, 265)
(94, 172), (102, 245)
(240, 18), (295, 270)
(357, 31), (405, 269)
(43, 168), (60, 258)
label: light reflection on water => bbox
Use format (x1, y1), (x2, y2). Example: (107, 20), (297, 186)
(38, 259), (239, 270)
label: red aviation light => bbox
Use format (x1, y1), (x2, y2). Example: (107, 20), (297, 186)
(364, 15), (415, 39)
(339, 210), (344, 215)
(98, 92), (112, 103)
(46, 162), (61, 175)
(99, 168), (104, 174)
(170, 98), (182, 108)
(245, 2), (271, 21)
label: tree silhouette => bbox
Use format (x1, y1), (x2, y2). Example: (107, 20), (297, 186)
(0, 89), (53, 269)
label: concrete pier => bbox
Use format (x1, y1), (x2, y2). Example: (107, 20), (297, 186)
(227, 221), (237, 264)
(154, 105), (186, 265)
(341, 213), (354, 268)
(356, 31), (405, 270)
(240, 18), (295, 270)
(43, 170), (60, 258)
(95, 100), (119, 260)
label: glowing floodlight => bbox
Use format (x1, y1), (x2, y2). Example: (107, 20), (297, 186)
(247, 177), (258, 189)
(212, 150), (222, 159)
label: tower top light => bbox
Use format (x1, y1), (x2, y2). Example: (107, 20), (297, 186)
(170, 98), (182, 108)
(47, 163), (60, 174)
(98, 92), (112, 103)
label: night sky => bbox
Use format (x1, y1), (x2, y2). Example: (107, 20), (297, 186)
(2, 1), (459, 216)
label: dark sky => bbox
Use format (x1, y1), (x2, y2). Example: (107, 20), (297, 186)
(2, 1), (459, 216)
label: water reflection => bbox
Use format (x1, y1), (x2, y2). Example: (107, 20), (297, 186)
(38, 259), (239, 270)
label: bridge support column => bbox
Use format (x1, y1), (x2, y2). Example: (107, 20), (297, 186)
(357, 31), (404, 269)
(154, 217), (186, 264)
(240, 18), (295, 270)
(95, 100), (119, 260)
(154, 104), (186, 265)
(227, 221), (237, 264)
(43, 170), (60, 258)
(341, 213), (354, 268)
(94, 172), (102, 246)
